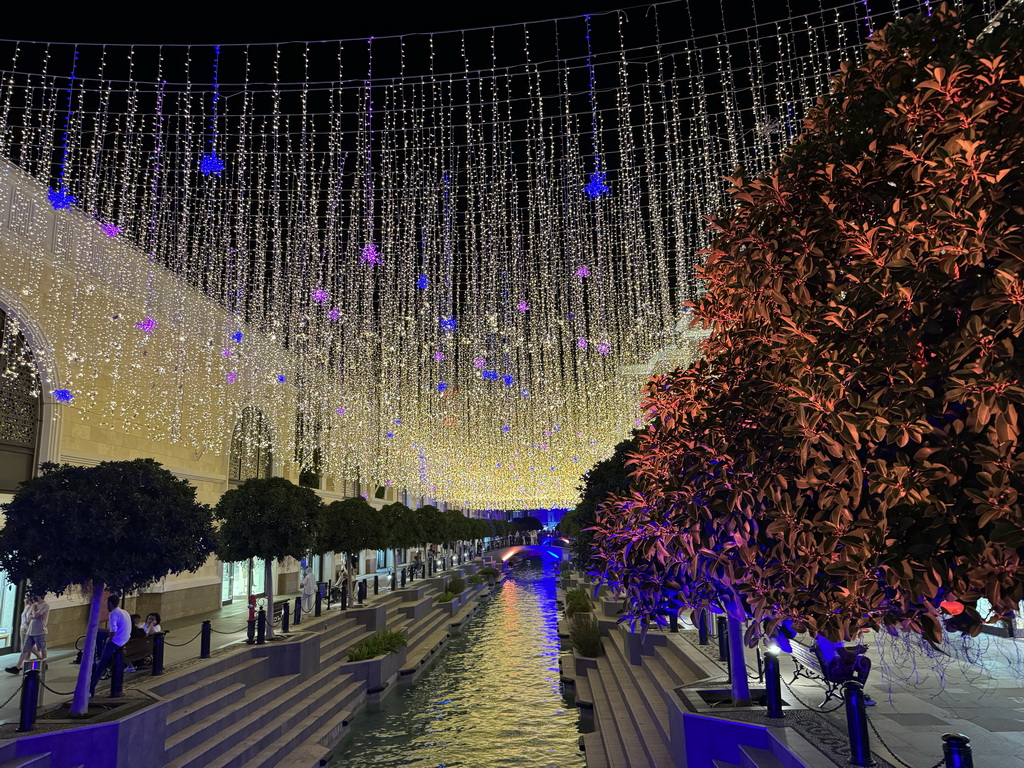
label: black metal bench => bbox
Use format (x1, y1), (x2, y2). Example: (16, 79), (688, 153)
(788, 641), (862, 708)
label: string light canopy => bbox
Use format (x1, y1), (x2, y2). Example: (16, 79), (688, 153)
(0, 0), (947, 509)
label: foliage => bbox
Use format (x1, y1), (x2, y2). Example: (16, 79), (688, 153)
(437, 591), (456, 603)
(0, 459), (216, 715)
(468, 574), (484, 584)
(569, 614), (603, 657)
(562, 432), (642, 569)
(216, 476), (322, 563)
(515, 515), (544, 532)
(564, 588), (593, 618)
(477, 566), (500, 580)
(447, 576), (466, 594)
(0, 459), (215, 597)
(591, 5), (1024, 644)
(416, 504), (445, 544)
(347, 629), (408, 661)
(379, 502), (423, 551)
(321, 496), (384, 556)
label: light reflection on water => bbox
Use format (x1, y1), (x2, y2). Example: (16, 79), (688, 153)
(331, 559), (585, 767)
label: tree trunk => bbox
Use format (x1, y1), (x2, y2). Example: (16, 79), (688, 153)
(264, 560), (275, 640)
(728, 614), (751, 706)
(71, 581), (105, 715)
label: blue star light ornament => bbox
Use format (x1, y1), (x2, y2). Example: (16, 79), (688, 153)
(584, 170), (610, 199)
(200, 152), (225, 176)
(231, 331), (244, 343)
(48, 187), (76, 210)
(52, 389), (74, 403)
(440, 316), (457, 332)
(417, 274), (429, 289)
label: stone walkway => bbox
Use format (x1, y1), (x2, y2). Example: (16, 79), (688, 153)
(0, 582), (399, 724)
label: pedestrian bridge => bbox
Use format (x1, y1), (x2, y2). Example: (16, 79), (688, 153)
(490, 541), (571, 563)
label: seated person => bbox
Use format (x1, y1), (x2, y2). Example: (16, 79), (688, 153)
(816, 636), (875, 704)
(129, 614), (146, 640)
(143, 612), (162, 635)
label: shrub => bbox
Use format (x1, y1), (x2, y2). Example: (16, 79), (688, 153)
(477, 566), (500, 580)
(564, 588), (593, 618)
(569, 614), (603, 657)
(437, 591), (456, 603)
(468, 574), (484, 585)
(347, 629), (408, 662)
(447, 577), (466, 594)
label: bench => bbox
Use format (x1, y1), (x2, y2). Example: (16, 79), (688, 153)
(788, 641), (866, 708)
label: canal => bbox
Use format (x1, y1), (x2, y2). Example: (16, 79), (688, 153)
(331, 558), (586, 767)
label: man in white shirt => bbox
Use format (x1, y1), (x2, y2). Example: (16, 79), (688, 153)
(90, 594), (132, 697)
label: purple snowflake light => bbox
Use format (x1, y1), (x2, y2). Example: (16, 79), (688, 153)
(577, 337), (588, 350)
(52, 389), (74, 403)
(231, 331), (243, 343)
(416, 274), (429, 289)
(221, 348), (232, 358)
(360, 243), (382, 265)
(199, 152), (224, 176)
(337, 407), (347, 415)
(328, 307), (340, 322)
(433, 350), (445, 362)
(135, 317), (156, 334)
(226, 371), (237, 383)
(48, 187), (76, 211)
(516, 300), (530, 312)
(473, 356), (486, 369)
(597, 341), (612, 355)
(584, 170), (610, 199)
(100, 222), (120, 238)
(575, 265), (590, 278)
(312, 288), (329, 303)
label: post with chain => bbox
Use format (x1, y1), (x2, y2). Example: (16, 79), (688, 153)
(201, 620), (212, 658)
(843, 680), (874, 766)
(341, 581), (348, 610)
(401, 567), (407, 588)
(669, 610), (679, 633)
(942, 733), (973, 768)
(281, 600), (290, 633)
(374, 575), (379, 595)
(110, 646), (125, 698)
(315, 587), (322, 617)
(256, 608), (266, 644)
(151, 632), (165, 675)
(294, 596), (302, 625)
(18, 667), (40, 732)
(717, 616), (728, 662)
(391, 570), (397, 591)
(698, 609), (709, 645)
(764, 646), (784, 718)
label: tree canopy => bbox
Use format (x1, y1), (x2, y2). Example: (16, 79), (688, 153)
(591, 5), (1024, 644)
(216, 476), (322, 563)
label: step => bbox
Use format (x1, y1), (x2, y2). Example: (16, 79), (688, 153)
(713, 762), (743, 768)
(164, 676), (288, 763)
(165, 681), (246, 737)
(575, 674), (594, 709)
(158, 656), (270, 710)
(589, 666), (631, 768)
(597, 646), (672, 767)
(0, 754), (52, 768)
(210, 677), (366, 768)
(605, 630), (671, 739)
(579, 732), (610, 768)
(739, 745), (786, 768)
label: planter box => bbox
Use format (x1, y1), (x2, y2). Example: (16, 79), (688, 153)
(340, 647), (408, 702)
(574, 650), (599, 677)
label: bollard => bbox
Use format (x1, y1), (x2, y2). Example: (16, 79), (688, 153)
(315, 589), (322, 617)
(358, 579), (367, 604)
(717, 616), (728, 662)
(843, 680), (874, 766)
(18, 668), (40, 732)
(246, 616), (256, 644)
(374, 575), (379, 595)
(669, 611), (679, 633)
(151, 632), (165, 676)
(401, 568), (407, 588)
(391, 571), (396, 591)
(764, 648), (784, 718)
(282, 601), (290, 633)
(942, 733), (973, 768)
(341, 582), (348, 610)
(698, 609), (709, 645)
(110, 646), (125, 698)
(256, 608), (266, 645)
(294, 596), (302, 625)
(201, 620), (212, 658)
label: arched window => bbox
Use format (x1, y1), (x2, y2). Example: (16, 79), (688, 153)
(0, 308), (40, 493)
(228, 407), (272, 484)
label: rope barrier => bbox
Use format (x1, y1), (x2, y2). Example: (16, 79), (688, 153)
(0, 681), (23, 709)
(865, 710), (943, 768)
(208, 625), (248, 635)
(163, 630), (203, 646)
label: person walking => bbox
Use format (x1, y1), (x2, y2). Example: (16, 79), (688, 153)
(6, 594), (48, 674)
(90, 594), (132, 697)
(301, 567), (316, 613)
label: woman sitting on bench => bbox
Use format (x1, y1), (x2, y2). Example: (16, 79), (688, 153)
(816, 637), (875, 704)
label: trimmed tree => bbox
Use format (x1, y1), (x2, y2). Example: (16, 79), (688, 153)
(0, 460), (215, 715)
(216, 476), (322, 639)
(592, 4), (1024, 654)
(380, 502), (423, 574)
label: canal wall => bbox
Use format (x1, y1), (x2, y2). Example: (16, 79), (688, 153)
(0, 560), (500, 768)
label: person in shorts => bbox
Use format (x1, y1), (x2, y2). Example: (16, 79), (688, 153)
(6, 594), (49, 674)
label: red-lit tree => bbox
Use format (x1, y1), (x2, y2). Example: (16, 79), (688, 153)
(592, 4), (1024, 647)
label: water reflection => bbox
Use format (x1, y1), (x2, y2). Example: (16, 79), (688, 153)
(332, 559), (585, 767)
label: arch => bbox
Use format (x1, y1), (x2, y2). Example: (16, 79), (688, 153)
(0, 285), (62, 468)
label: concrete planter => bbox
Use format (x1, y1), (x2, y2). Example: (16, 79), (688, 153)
(573, 650), (600, 677)
(340, 647), (408, 702)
